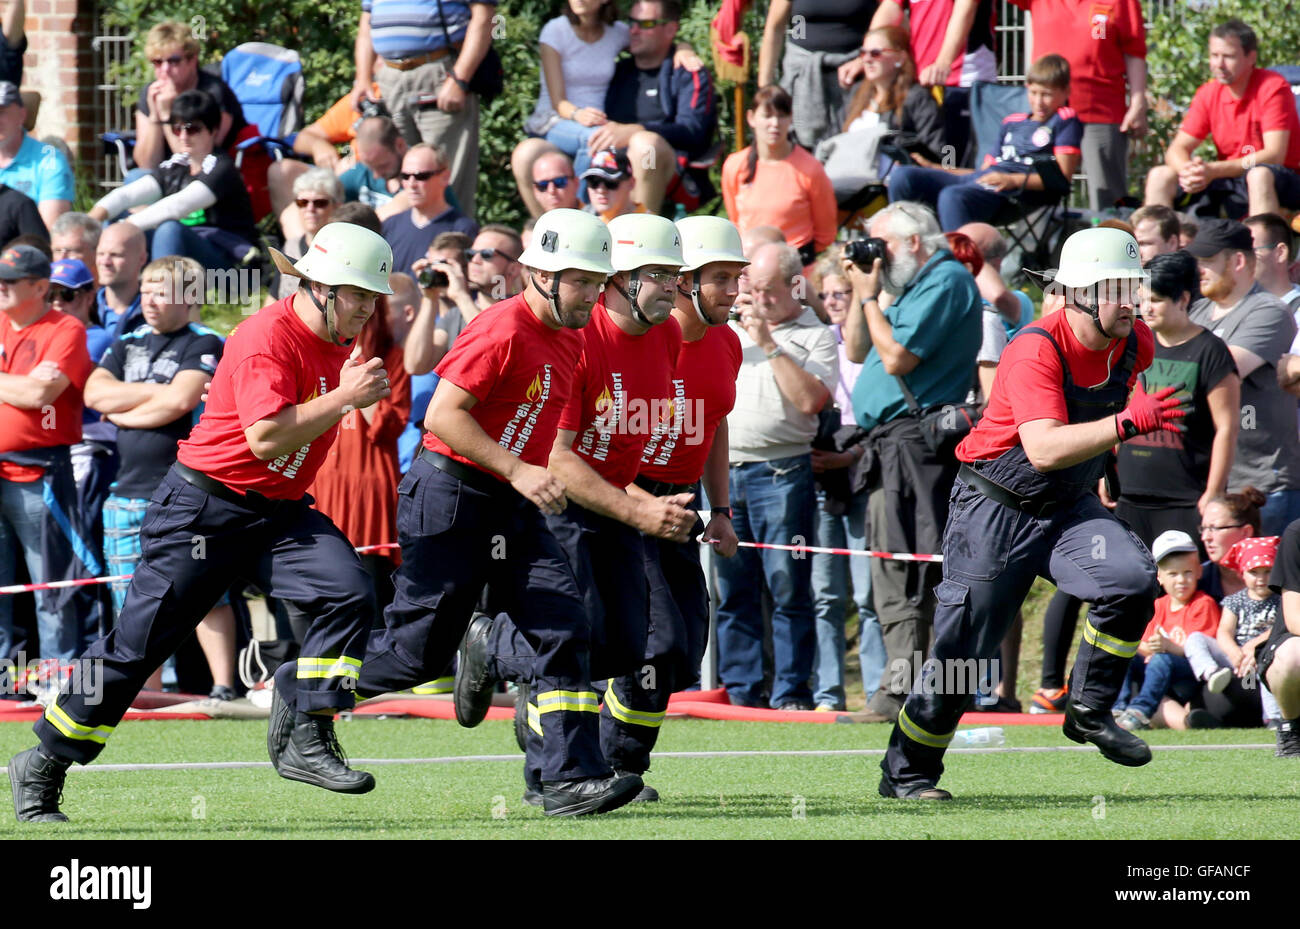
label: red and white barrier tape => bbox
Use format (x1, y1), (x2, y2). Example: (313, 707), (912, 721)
(731, 540), (942, 562)
(0, 542), (403, 596)
(0, 539), (940, 596)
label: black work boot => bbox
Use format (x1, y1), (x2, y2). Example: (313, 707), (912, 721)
(10, 747), (71, 823)
(878, 770), (952, 801)
(541, 772), (643, 816)
(275, 713), (375, 794)
(267, 685), (295, 769)
(454, 613), (497, 728)
(1063, 700), (1152, 766)
(1276, 720), (1300, 758)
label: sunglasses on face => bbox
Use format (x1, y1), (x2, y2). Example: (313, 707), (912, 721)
(49, 286), (89, 302)
(586, 177), (624, 191)
(150, 54), (193, 67)
(400, 168), (445, 182)
(627, 17), (670, 28)
(295, 197), (333, 209)
(170, 122), (206, 136)
(533, 176), (573, 192)
(861, 47), (893, 58)
(466, 247), (517, 263)
(819, 290), (851, 301)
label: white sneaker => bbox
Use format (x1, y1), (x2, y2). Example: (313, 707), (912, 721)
(1206, 667), (1233, 694)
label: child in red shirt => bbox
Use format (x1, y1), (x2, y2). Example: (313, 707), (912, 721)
(1115, 531), (1221, 730)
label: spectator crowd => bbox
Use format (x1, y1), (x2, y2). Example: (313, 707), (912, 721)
(1, 1), (1298, 751)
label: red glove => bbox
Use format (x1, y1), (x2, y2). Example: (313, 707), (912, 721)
(1116, 383), (1186, 439)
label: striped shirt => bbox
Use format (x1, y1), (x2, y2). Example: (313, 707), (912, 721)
(363, 0), (495, 59)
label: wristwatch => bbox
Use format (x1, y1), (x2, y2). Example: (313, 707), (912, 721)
(710, 507), (732, 520)
(765, 345), (784, 360)
(449, 74), (470, 92)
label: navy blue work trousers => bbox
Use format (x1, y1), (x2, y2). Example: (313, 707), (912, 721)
(353, 457), (611, 782)
(37, 466), (374, 764)
(882, 478), (1158, 789)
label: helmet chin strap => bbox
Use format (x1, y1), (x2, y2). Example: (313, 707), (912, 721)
(529, 272), (565, 327)
(617, 273), (655, 328)
(1072, 289), (1119, 340)
(306, 283), (352, 347)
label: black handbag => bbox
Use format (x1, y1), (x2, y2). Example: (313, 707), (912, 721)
(434, 0), (504, 102)
(894, 373), (981, 458)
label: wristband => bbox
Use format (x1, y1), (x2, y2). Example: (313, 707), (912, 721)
(449, 74), (470, 92)
(765, 345), (784, 360)
(710, 507), (732, 520)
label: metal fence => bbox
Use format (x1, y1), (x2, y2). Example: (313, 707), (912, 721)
(90, 16), (134, 190)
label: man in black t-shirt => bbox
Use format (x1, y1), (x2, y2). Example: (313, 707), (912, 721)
(599, 0), (717, 214)
(1265, 521), (1300, 757)
(0, 183), (45, 243)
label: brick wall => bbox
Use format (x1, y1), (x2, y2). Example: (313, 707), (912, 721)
(24, 0), (98, 171)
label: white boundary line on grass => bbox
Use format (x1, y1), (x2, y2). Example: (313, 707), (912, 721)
(0, 742), (1276, 774)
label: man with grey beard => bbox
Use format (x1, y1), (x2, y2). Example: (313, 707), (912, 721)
(837, 201), (983, 723)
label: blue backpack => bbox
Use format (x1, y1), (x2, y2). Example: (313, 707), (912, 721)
(220, 42), (304, 141)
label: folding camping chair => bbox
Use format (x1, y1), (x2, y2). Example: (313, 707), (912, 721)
(969, 81), (1073, 268)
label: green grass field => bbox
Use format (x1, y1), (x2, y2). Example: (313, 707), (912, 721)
(2, 716), (1295, 839)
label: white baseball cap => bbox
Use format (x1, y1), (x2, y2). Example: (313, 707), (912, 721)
(1151, 530), (1198, 564)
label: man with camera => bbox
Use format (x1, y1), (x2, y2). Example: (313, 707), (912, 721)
(837, 201), (982, 725)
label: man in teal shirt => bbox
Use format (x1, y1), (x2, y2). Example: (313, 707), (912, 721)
(841, 201), (982, 722)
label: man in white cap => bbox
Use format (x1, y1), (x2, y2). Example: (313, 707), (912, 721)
(454, 213), (698, 805)
(878, 227), (1187, 800)
(10, 223), (395, 821)
(332, 208), (646, 816)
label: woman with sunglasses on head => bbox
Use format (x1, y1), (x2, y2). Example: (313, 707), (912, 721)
(835, 27), (941, 171)
(275, 168), (343, 300)
(89, 90), (258, 271)
(511, 0), (701, 217)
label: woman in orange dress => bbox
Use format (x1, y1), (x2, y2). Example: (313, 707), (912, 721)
(308, 296), (411, 623)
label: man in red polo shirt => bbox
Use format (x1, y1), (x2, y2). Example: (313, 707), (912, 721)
(1145, 18), (1300, 218)
(10, 223), (394, 822)
(0, 245), (95, 667)
(1010, 0), (1148, 212)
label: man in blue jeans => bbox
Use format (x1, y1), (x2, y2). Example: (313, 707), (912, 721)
(717, 242), (838, 711)
(0, 246), (97, 665)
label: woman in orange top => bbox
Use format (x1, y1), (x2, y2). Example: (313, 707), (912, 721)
(308, 296), (411, 617)
(722, 85), (837, 266)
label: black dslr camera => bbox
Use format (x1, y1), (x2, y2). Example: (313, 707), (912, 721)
(418, 266), (449, 289)
(844, 237), (889, 271)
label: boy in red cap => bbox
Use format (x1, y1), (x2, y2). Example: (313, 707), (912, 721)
(1184, 535), (1285, 725)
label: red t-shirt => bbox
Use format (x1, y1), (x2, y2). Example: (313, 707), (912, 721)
(1011, 0), (1146, 124)
(639, 322), (742, 484)
(177, 297), (351, 498)
(1141, 589), (1220, 648)
(958, 309), (1154, 462)
(423, 294), (583, 478)
(904, 0), (996, 87)
(0, 309), (92, 481)
(1181, 68), (1300, 171)
(559, 300), (683, 489)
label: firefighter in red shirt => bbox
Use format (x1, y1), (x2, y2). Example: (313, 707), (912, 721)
(11, 223), (394, 822)
(878, 228), (1186, 800)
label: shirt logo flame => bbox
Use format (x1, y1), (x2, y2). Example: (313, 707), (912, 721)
(525, 373), (543, 403)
